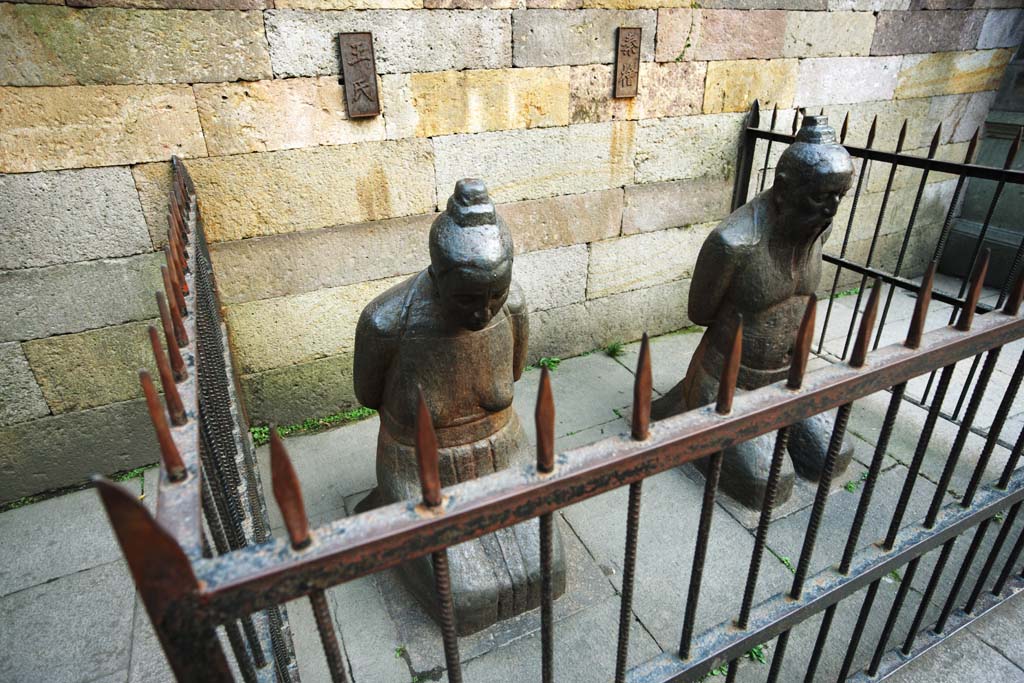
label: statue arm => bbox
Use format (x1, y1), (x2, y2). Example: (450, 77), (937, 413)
(353, 309), (395, 410)
(507, 281), (529, 381)
(688, 231), (737, 326)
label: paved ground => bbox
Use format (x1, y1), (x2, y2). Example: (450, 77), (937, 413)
(2, 285), (1024, 683)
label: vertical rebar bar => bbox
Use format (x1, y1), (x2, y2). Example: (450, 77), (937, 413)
(966, 501), (1022, 612)
(536, 367), (555, 683)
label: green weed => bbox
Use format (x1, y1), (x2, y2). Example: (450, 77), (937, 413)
(844, 470), (869, 493)
(538, 357), (561, 371)
(250, 406), (378, 446)
(604, 341), (625, 358)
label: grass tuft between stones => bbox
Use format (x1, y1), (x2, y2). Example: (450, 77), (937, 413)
(249, 406), (378, 447)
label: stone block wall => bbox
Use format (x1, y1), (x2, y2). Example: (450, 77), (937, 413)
(1, 1), (1021, 501)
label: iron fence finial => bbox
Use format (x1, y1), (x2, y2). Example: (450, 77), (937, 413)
(787, 295), (817, 389)
(632, 333), (652, 440)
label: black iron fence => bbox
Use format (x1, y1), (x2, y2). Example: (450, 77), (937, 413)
(97, 155), (1024, 682)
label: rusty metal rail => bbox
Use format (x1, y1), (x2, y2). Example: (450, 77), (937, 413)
(97, 157), (1024, 682)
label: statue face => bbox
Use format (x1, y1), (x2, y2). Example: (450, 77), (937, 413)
(434, 261), (513, 331)
(782, 171), (853, 240)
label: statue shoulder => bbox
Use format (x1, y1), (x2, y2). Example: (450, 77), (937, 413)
(710, 199), (765, 253)
(506, 279), (527, 315)
(357, 274), (419, 340)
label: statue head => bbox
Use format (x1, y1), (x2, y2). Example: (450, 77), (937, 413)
(773, 115), (855, 242)
(429, 179), (514, 331)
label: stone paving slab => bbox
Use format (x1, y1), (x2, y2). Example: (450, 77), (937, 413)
(612, 329), (704, 397)
(0, 561), (135, 683)
(886, 621), (1024, 683)
(560, 467), (793, 651)
(0, 479), (140, 596)
(965, 591), (1024, 669)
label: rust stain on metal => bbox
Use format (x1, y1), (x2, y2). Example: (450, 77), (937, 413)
(536, 367), (555, 473)
(270, 429), (312, 551)
(957, 250), (990, 331)
(613, 27), (641, 99)
(140, 370), (186, 481)
(716, 315), (743, 414)
(338, 32), (380, 118)
(787, 295), (816, 390)
(851, 279), (882, 368)
(148, 325), (187, 426)
(416, 387), (442, 507)
(906, 263), (936, 349)
(632, 333), (652, 440)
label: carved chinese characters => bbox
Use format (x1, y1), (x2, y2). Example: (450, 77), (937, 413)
(338, 32), (380, 118)
(614, 27), (641, 98)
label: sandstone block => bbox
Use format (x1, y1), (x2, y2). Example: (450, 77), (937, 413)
(586, 226), (712, 299)
(634, 113), (744, 184)
(978, 9), (1024, 49)
(924, 91), (998, 145)
(265, 10), (511, 77)
(569, 61), (705, 123)
(703, 59), (797, 113)
(23, 320), (159, 414)
(829, 0), (907, 9)
(810, 98), (931, 149)
(527, 0), (581, 6)
(0, 167), (151, 270)
(581, 0), (689, 6)
(515, 245), (589, 311)
(0, 398), (158, 502)
(241, 355), (358, 426)
(871, 10), (986, 55)
(211, 213), (435, 304)
(511, 9), (657, 67)
(189, 139), (437, 242)
(0, 6), (271, 86)
(655, 9), (786, 62)
(131, 162), (174, 250)
(0, 253), (162, 343)
(425, 0), (514, 7)
(502, 188), (624, 253)
(68, 0), (269, 8)
(276, 0), (419, 7)
(432, 121), (636, 204)
(529, 278), (690, 360)
(195, 77), (386, 156)
(896, 49), (1012, 99)
(225, 277), (403, 374)
(622, 177), (732, 234)
(0, 343), (49, 427)
(383, 67), (570, 139)
(783, 11), (876, 58)
(699, 0), (825, 8)
(795, 56), (901, 105)
(0, 85), (205, 173)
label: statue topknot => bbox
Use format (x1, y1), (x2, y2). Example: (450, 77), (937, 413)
(429, 179), (513, 276)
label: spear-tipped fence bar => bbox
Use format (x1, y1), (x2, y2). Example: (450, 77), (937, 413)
(99, 149), (1024, 683)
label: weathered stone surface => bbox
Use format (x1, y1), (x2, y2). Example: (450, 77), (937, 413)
(0, 85), (205, 173)
(0, 6), (271, 86)
(432, 121), (636, 203)
(0, 167), (150, 270)
(896, 49), (1013, 99)
(0, 561), (135, 682)
(924, 91), (997, 144)
(130, 162), (173, 250)
(0, 253), (162, 343)
(783, 10), (876, 57)
(515, 244), (588, 311)
(0, 398), (158, 502)
(634, 113), (744, 183)
(978, 8), (1024, 49)
(795, 56), (901, 105)
(871, 10), (986, 55)
(383, 67), (569, 139)
(425, 0), (513, 7)
(511, 9), (657, 67)
(587, 225), (712, 299)
(265, 9), (511, 77)
(655, 9), (786, 62)
(526, 0), (580, 6)
(888, 629), (1024, 683)
(241, 354), (358, 425)
(0, 343), (48, 427)
(829, 0), (907, 8)
(569, 61), (705, 123)
(212, 213), (433, 304)
(195, 77), (387, 156)
(530, 278), (691, 360)
(702, 0), (825, 6)
(622, 177), (731, 234)
(277, 0), (418, 7)
(504, 188), (624, 252)
(811, 98), (931, 149)
(225, 276), (403, 374)
(189, 139), (436, 242)
(23, 320), (159, 414)
(703, 58), (797, 113)
(70, 0), (268, 7)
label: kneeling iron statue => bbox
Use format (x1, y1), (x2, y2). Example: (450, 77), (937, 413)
(354, 178), (566, 635)
(652, 115), (856, 509)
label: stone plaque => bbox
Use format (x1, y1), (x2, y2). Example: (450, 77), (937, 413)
(338, 32), (380, 118)
(614, 27), (641, 99)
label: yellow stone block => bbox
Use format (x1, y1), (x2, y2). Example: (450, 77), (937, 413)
(0, 84), (205, 173)
(896, 49), (1013, 100)
(188, 140), (437, 242)
(195, 77), (386, 156)
(383, 67), (570, 139)
(702, 59), (797, 114)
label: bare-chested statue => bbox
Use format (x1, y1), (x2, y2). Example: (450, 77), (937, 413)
(353, 178), (565, 635)
(651, 115), (856, 509)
